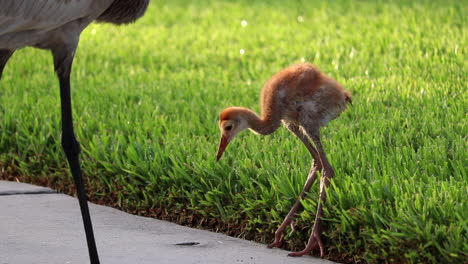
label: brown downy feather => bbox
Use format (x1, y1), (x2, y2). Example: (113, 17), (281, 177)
(97, 0), (149, 25)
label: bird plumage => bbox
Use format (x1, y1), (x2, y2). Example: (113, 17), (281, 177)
(96, 0), (149, 25)
(0, 0), (108, 48)
(218, 63), (350, 137)
(261, 63), (350, 127)
(0, 0), (149, 49)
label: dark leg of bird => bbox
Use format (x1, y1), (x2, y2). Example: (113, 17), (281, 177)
(288, 132), (333, 258)
(0, 49), (14, 80)
(268, 124), (322, 248)
(52, 47), (100, 264)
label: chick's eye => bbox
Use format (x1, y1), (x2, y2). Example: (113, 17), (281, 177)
(225, 125), (233, 131)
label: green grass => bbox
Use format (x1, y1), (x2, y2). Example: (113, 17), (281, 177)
(1, 0), (466, 263)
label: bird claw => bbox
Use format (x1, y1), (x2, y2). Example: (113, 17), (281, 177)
(287, 232), (324, 258)
(267, 236), (283, 248)
(268, 220), (297, 249)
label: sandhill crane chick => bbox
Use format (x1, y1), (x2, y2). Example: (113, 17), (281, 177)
(217, 63), (351, 257)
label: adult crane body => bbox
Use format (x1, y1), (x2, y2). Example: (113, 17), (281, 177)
(0, 1), (149, 263)
(0, 0), (148, 51)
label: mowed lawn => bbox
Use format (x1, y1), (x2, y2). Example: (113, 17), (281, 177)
(0, 0), (466, 263)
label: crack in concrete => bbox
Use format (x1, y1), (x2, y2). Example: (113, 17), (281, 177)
(0, 190), (57, 196)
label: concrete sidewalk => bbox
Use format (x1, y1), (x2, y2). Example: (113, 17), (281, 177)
(0, 181), (334, 264)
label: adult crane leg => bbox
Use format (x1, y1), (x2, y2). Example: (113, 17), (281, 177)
(288, 130), (333, 258)
(52, 45), (100, 264)
(268, 123), (323, 248)
(0, 49), (14, 80)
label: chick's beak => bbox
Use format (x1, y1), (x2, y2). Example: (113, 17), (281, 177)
(216, 135), (230, 161)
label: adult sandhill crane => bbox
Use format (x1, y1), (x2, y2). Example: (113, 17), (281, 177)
(216, 63), (352, 258)
(0, 1), (149, 263)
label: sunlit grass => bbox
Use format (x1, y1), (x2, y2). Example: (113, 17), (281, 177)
(1, 0), (466, 263)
